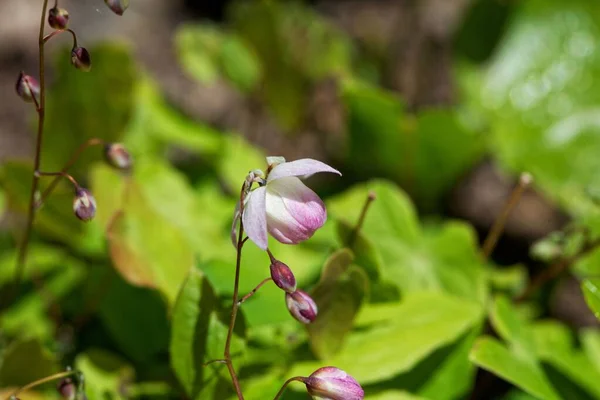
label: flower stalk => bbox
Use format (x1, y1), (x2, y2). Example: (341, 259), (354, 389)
(13, 0), (52, 289)
(6, 370), (78, 400)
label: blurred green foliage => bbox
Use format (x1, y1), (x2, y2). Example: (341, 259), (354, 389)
(3, 0), (600, 399)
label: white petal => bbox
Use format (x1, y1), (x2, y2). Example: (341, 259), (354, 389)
(267, 159), (341, 182)
(265, 177), (326, 244)
(242, 186), (268, 250)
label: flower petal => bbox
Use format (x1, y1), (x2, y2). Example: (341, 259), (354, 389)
(265, 177), (326, 244)
(242, 186), (268, 250)
(267, 159), (341, 182)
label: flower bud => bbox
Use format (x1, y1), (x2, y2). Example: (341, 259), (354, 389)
(48, 7), (69, 30)
(104, 143), (133, 171)
(73, 188), (96, 222)
(15, 72), (40, 104)
(104, 0), (129, 15)
(57, 378), (76, 400)
(71, 47), (91, 72)
(285, 290), (317, 324)
(304, 367), (364, 400)
(270, 260), (296, 293)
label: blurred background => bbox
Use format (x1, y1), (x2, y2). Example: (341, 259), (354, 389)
(2, 0), (600, 399)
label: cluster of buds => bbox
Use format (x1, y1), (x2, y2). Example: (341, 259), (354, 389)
(269, 255), (318, 324)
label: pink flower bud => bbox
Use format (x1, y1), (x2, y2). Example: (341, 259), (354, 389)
(73, 188), (96, 222)
(71, 47), (91, 72)
(270, 260), (296, 293)
(15, 72), (40, 104)
(104, 0), (129, 15)
(57, 378), (76, 400)
(48, 7), (69, 30)
(104, 143), (133, 171)
(305, 367), (364, 400)
(285, 290), (317, 324)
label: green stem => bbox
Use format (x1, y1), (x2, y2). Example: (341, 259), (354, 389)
(272, 376), (305, 400)
(349, 191), (376, 248)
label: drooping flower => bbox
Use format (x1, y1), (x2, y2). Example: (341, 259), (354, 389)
(48, 6), (69, 30)
(71, 47), (91, 71)
(304, 367), (364, 400)
(233, 157), (340, 250)
(286, 290), (318, 324)
(15, 72), (40, 104)
(104, 143), (133, 171)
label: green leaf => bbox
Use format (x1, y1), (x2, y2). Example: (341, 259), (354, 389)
(581, 329), (600, 373)
(98, 271), (170, 363)
(1, 261), (85, 340)
(328, 180), (486, 303)
(124, 79), (223, 157)
(336, 220), (383, 282)
(470, 336), (560, 400)
(582, 279), (600, 319)
(308, 249), (369, 359)
(75, 349), (134, 400)
(292, 292), (483, 384)
(219, 35), (262, 93)
(470, 0), (600, 218)
(176, 24), (222, 84)
(0, 338), (58, 387)
(343, 84), (483, 209)
(531, 321), (600, 398)
(43, 43), (136, 174)
(170, 267), (245, 399)
(106, 179), (193, 304)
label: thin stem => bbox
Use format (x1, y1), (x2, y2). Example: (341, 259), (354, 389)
(12, 0), (51, 289)
(36, 138), (103, 208)
(481, 172), (532, 261)
(7, 370), (76, 399)
(43, 28), (77, 47)
(272, 376), (306, 400)
(349, 191), (377, 248)
(223, 185), (249, 400)
(238, 278), (273, 305)
(516, 237), (600, 302)
(36, 171), (80, 189)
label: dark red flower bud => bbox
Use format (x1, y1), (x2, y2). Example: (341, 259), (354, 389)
(104, 143), (132, 171)
(71, 47), (91, 72)
(48, 7), (69, 30)
(73, 188), (96, 222)
(57, 378), (76, 400)
(15, 72), (40, 104)
(104, 0), (129, 15)
(270, 260), (296, 293)
(285, 290), (318, 324)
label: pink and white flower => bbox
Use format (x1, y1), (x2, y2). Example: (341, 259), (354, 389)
(232, 157), (340, 250)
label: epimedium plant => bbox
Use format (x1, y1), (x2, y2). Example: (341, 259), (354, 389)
(5, 0), (600, 399)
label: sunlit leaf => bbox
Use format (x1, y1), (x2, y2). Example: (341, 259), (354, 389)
(291, 292), (482, 384)
(75, 349), (134, 400)
(470, 336), (560, 400)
